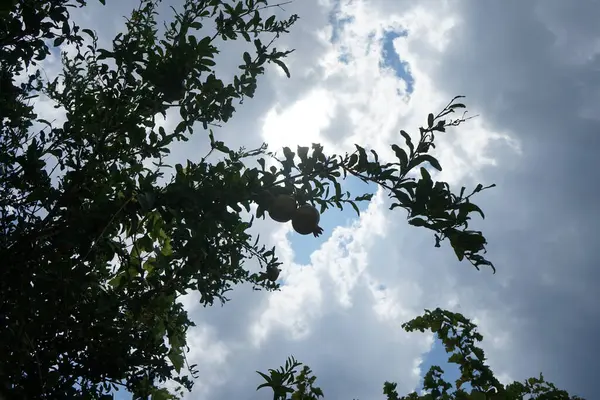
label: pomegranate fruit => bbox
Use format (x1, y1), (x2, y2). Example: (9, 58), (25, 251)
(268, 194), (297, 223)
(257, 265), (281, 282)
(292, 204), (324, 237)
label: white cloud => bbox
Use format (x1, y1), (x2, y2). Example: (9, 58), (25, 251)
(262, 88), (338, 151)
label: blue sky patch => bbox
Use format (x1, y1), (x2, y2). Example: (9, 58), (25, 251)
(111, 388), (131, 400)
(380, 30), (414, 94)
(327, 0), (354, 64)
(327, 1), (354, 64)
(338, 50), (351, 65)
(328, 0), (354, 44)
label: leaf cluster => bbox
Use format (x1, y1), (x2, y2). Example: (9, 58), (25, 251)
(258, 309), (585, 400)
(256, 356), (324, 400)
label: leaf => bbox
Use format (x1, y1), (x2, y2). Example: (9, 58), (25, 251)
(108, 274), (123, 288)
(349, 201), (360, 217)
(161, 239), (173, 256)
(435, 120), (446, 132)
(427, 113), (434, 128)
(283, 146), (294, 161)
(81, 28), (95, 39)
(134, 235), (154, 252)
(417, 154), (442, 171)
(53, 37), (65, 47)
(96, 48), (112, 60)
(272, 59), (291, 78)
(256, 370), (272, 387)
(460, 202), (485, 220)
(448, 353), (462, 364)
(243, 51), (252, 65)
(175, 120), (187, 134)
(399, 130), (414, 156)
(420, 167), (431, 181)
(137, 191), (156, 212)
(354, 144), (368, 171)
(408, 217), (429, 227)
(265, 15), (276, 27)
(297, 146), (309, 161)
(452, 244), (465, 261)
(392, 189), (412, 206)
(347, 153), (358, 168)
(255, 382), (272, 391)
(391, 144), (408, 170)
(167, 349), (184, 373)
(370, 149), (379, 163)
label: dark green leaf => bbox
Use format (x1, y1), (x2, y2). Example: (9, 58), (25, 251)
(348, 153), (358, 168)
(408, 217), (429, 227)
(297, 146), (309, 161)
(391, 144), (408, 170)
(349, 201), (360, 217)
(460, 202), (485, 219)
(416, 154), (442, 171)
(272, 59), (291, 78)
(399, 130), (414, 156)
(53, 36), (65, 47)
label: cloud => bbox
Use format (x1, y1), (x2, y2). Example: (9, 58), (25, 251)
(418, 1), (600, 396)
(28, 0), (600, 399)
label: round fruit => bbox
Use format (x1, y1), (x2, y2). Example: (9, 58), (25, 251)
(268, 194), (297, 223)
(257, 266), (281, 283)
(292, 204), (324, 237)
(267, 266), (281, 281)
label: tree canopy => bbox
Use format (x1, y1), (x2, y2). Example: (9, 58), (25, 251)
(0, 0), (583, 399)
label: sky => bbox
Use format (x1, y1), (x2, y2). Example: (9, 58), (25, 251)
(29, 0), (600, 398)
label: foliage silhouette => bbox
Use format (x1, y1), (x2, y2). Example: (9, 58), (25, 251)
(258, 309), (585, 400)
